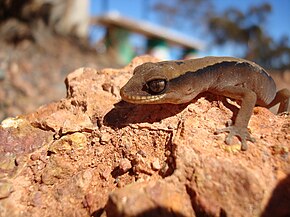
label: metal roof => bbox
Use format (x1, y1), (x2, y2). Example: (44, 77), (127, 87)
(91, 12), (204, 50)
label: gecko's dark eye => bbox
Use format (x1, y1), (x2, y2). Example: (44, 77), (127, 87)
(147, 79), (167, 94)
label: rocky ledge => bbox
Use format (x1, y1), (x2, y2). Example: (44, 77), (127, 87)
(0, 56), (289, 217)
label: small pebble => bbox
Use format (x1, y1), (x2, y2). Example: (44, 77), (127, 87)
(95, 146), (104, 156)
(124, 143), (131, 149)
(119, 158), (132, 173)
(30, 153), (40, 161)
(100, 133), (111, 145)
(0, 181), (14, 199)
(152, 159), (161, 170)
(102, 83), (111, 92)
(32, 191), (42, 207)
(137, 150), (147, 157)
(165, 150), (171, 157)
(100, 168), (111, 181)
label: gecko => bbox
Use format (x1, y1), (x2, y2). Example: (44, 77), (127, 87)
(120, 56), (290, 150)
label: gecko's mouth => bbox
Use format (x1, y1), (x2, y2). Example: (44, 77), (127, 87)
(120, 91), (166, 104)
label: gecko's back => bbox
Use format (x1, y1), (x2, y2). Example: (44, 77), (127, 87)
(157, 56), (277, 105)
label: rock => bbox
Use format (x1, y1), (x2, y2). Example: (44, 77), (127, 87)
(102, 83), (112, 92)
(261, 174), (290, 217)
(0, 117), (53, 154)
(0, 181), (14, 199)
(0, 56), (289, 217)
(100, 168), (111, 181)
(106, 180), (194, 217)
(152, 158), (161, 170)
(119, 158), (132, 173)
(95, 146), (105, 156)
(0, 153), (16, 178)
(100, 132), (111, 145)
(48, 132), (87, 154)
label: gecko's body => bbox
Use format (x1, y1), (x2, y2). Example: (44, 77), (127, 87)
(120, 56), (290, 150)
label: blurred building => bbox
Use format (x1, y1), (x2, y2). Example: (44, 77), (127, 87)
(92, 12), (203, 64)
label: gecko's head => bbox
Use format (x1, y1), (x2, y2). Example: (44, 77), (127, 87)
(120, 61), (192, 104)
(120, 62), (169, 104)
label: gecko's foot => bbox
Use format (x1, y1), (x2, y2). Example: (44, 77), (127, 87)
(215, 126), (255, 151)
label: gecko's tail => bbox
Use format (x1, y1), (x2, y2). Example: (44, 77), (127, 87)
(266, 88), (290, 113)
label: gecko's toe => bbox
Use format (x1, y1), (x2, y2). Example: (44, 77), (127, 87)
(239, 133), (256, 151)
(249, 136), (256, 143)
(215, 127), (229, 134)
(225, 131), (234, 145)
(240, 140), (248, 151)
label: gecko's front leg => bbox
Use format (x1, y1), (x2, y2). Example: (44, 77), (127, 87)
(213, 86), (257, 150)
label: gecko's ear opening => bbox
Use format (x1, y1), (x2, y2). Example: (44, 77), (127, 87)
(146, 79), (167, 94)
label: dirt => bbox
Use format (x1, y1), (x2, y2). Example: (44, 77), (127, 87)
(0, 36), (117, 122)
(0, 55), (289, 217)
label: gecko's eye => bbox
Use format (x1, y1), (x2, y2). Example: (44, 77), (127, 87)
(147, 79), (167, 94)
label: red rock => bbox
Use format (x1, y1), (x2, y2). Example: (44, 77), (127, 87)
(106, 180), (194, 217)
(119, 158), (132, 173)
(0, 117), (53, 154)
(152, 158), (161, 170)
(100, 168), (111, 181)
(0, 56), (289, 217)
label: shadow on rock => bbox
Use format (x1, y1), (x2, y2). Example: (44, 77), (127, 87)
(261, 174), (290, 217)
(103, 93), (238, 129)
(103, 100), (189, 128)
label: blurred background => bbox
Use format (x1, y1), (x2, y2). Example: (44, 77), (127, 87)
(0, 0), (289, 121)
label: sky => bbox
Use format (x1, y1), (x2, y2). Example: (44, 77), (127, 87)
(90, 0), (290, 58)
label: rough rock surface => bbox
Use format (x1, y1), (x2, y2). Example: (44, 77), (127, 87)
(0, 56), (289, 217)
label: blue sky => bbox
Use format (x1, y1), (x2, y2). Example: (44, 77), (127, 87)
(90, 0), (290, 58)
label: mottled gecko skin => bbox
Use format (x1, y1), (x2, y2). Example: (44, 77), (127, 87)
(120, 56), (290, 150)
